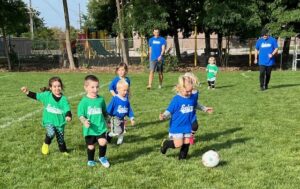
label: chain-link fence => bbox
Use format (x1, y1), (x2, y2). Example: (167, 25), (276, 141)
(0, 36), (299, 70)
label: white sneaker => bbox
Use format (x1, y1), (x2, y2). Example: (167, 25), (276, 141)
(158, 85), (162, 89)
(117, 135), (124, 145)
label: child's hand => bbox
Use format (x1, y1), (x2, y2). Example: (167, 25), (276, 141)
(84, 119), (90, 128)
(65, 116), (72, 122)
(159, 113), (165, 120)
(206, 107), (213, 114)
(130, 119), (135, 126)
(21, 86), (29, 94)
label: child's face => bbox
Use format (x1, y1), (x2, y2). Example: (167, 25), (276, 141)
(117, 84), (128, 97)
(50, 81), (62, 96)
(208, 58), (216, 64)
(117, 67), (126, 78)
(84, 80), (99, 98)
(180, 83), (193, 97)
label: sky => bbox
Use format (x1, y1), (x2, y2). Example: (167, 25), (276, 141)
(23, 0), (88, 29)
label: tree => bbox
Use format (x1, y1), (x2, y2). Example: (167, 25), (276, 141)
(0, 0), (29, 70)
(62, 0), (75, 69)
(266, 0), (300, 65)
(203, 0), (261, 66)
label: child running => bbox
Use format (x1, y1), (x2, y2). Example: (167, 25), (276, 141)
(106, 79), (135, 145)
(20, 76), (72, 155)
(183, 72), (213, 145)
(109, 63), (131, 97)
(77, 75), (110, 167)
(159, 75), (197, 160)
(206, 57), (219, 89)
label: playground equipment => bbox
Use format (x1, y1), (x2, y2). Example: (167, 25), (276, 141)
(292, 34), (300, 71)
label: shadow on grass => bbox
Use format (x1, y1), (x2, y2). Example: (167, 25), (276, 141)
(270, 83), (300, 89)
(110, 144), (160, 165)
(214, 84), (235, 89)
(190, 137), (252, 158)
(199, 127), (243, 142)
(134, 119), (163, 129)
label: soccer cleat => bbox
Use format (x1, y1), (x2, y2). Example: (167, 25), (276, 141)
(99, 157), (110, 168)
(207, 86), (211, 90)
(158, 85), (162, 89)
(160, 139), (168, 154)
(117, 135), (124, 145)
(41, 143), (49, 155)
(189, 135), (195, 145)
(87, 160), (96, 167)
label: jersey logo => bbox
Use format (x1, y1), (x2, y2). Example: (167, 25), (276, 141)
(117, 105), (128, 114)
(180, 104), (194, 114)
(87, 106), (102, 115)
(46, 104), (63, 114)
(152, 40), (161, 44)
(261, 43), (272, 48)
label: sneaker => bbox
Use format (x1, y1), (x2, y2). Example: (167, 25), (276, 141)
(87, 160), (96, 167)
(189, 135), (195, 145)
(158, 85), (162, 89)
(117, 135), (124, 145)
(147, 85), (151, 90)
(160, 139), (168, 154)
(207, 86), (211, 90)
(99, 157), (110, 168)
(41, 143), (49, 155)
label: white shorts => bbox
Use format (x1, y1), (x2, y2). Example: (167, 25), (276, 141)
(169, 133), (191, 139)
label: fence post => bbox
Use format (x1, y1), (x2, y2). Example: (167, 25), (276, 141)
(194, 26), (197, 67)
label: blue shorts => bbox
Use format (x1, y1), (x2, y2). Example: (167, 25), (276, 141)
(149, 60), (163, 73)
(169, 133), (192, 139)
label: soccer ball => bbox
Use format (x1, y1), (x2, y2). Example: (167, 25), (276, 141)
(202, 150), (220, 168)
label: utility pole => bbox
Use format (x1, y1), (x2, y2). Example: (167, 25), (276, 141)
(79, 3), (82, 30)
(29, 0), (34, 40)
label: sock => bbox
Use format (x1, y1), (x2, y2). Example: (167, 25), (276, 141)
(58, 142), (67, 152)
(87, 148), (95, 161)
(165, 140), (175, 149)
(44, 135), (52, 145)
(99, 145), (107, 158)
(179, 144), (190, 160)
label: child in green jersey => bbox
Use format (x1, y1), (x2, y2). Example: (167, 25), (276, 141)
(77, 75), (110, 168)
(21, 77), (72, 155)
(206, 57), (219, 89)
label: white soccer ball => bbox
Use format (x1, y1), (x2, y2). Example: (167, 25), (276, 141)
(202, 150), (220, 168)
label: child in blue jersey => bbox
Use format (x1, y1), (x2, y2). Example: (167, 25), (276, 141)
(184, 72), (213, 145)
(159, 76), (195, 159)
(109, 63), (131, 97)
(21, 77), (72, 155)
(107, 79), (135, 145)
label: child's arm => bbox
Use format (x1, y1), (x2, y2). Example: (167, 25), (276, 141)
(21, 86), (37, 100)
(128, 103), (135, 126)
(79, 116), (90, 128)
(110, 90), (117, 96)
(65, 111), (72, 122)
(159, 110), (171, 120)
(196, 103), (213, 114)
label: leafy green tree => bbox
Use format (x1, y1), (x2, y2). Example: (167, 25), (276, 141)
(0, 0), (29, 70)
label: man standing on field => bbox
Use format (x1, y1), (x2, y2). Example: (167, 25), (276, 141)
(254, 28), (278, 91)
(147, 28), (166, 90)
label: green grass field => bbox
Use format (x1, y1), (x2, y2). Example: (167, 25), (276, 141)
(1, 70), (300, 188)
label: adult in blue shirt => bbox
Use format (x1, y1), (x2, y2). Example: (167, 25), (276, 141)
(147, 28), (166, 90)
(254, 29), (278, 91)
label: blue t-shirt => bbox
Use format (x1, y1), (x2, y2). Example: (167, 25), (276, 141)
(109, 76), (131, 95)
(255, 36), (278, 66)
(166, 94), (197, 134)
(149, 36), (166, 61)
(107, 95), (134, 120)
